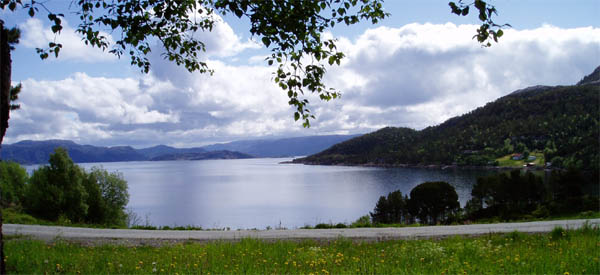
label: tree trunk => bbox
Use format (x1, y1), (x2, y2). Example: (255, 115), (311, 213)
(0, 20), (12, 275)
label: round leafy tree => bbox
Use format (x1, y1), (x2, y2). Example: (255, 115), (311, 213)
(408, 181), (460, 225)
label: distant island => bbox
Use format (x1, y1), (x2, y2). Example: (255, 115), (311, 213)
(294, 66), (600, 171)
(0, 134), (358, 164)
(150, 150), (253, 161)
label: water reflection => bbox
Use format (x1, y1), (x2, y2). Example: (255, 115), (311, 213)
(29, 158), (495, 229)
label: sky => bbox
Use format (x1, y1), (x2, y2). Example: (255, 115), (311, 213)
(2, 0), (599, 148)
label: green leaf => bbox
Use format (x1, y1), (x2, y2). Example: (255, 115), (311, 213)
(261, 37), (271, 47)
(461, 6), (469, 16)
(294, 112), (300, 121)
(234, 9), (243, 18)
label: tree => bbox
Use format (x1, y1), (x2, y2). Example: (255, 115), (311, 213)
(24, 147), (88, 222)
(408, 181), (460, 225)
(0, 161), (27, 207)
(370, 190), (410, 224)
(466, 170), (545, 220)
(84, 167), (129, 226)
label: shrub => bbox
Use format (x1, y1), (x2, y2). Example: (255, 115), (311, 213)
(334, 223), (347, 228)
(315, 223), (331, 229)
(351, 215), (372, 227)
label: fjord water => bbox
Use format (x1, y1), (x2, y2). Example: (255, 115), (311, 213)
(68, 158), (491, 229)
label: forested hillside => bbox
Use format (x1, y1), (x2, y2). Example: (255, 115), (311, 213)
(296, 68), (600, 171)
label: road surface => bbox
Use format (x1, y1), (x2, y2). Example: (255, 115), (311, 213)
(4, 219), (599, 246)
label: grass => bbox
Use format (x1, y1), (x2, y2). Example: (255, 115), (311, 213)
(5, 226), (599, 274)
(1, 207), (125, 229)
(496, 152), (545, 167)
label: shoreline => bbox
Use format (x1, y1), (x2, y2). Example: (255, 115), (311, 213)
(282, 160), (552, 171)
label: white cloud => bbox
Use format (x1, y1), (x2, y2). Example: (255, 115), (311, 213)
(20, 18), (116, 62)
(197, 15), (261, 58)
(5, 23), (599, 147)
(318, 23), (600, 130)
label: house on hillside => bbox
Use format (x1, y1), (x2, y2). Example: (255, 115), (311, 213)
(511, 153), (523, 160)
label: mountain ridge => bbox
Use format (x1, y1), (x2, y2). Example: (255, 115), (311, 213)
(294, 66), (600, 171)
(0, 134), (359, 164)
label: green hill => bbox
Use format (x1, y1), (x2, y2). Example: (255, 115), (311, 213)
(295, 68), (600, 171)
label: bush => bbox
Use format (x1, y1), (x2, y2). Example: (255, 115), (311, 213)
(334, 223), (347, 228)
(351, 215), (372, 227)
(315, 223), (331, 229)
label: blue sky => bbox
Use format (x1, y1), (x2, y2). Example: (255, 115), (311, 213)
(2, 1), (599, 148)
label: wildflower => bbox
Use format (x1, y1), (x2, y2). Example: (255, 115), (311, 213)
(44, 259), (49, 264)
(152, 267), (157, 273)
(564, 272), (569, 275)
(420, 258), (425, 262)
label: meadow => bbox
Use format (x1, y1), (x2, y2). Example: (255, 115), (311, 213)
(5, 225), (599, 274)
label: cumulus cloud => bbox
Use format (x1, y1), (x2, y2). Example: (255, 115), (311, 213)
(196, 15), (261, 58)
(5, 23), (599, 147)
(315, 23), (600, 130)
(19, 18), (116, 62)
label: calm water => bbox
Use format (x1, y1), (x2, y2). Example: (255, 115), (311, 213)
(29, 158), (494, 229)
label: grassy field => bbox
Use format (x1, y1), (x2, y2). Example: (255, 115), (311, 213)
(5, 225), (599, 274)
(496, 152), (545, 167)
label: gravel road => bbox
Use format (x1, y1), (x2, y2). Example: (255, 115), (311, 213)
(5, 219), (599, 246)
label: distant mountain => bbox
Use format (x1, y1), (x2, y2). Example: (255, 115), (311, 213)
(295, 66), (600, 171)
(150, 150), (254, 161)
(0, 134), (359, 164)
(0, 140), (146, 164)
(136, 145), (206, 159)
(201, 134), (360, 157)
